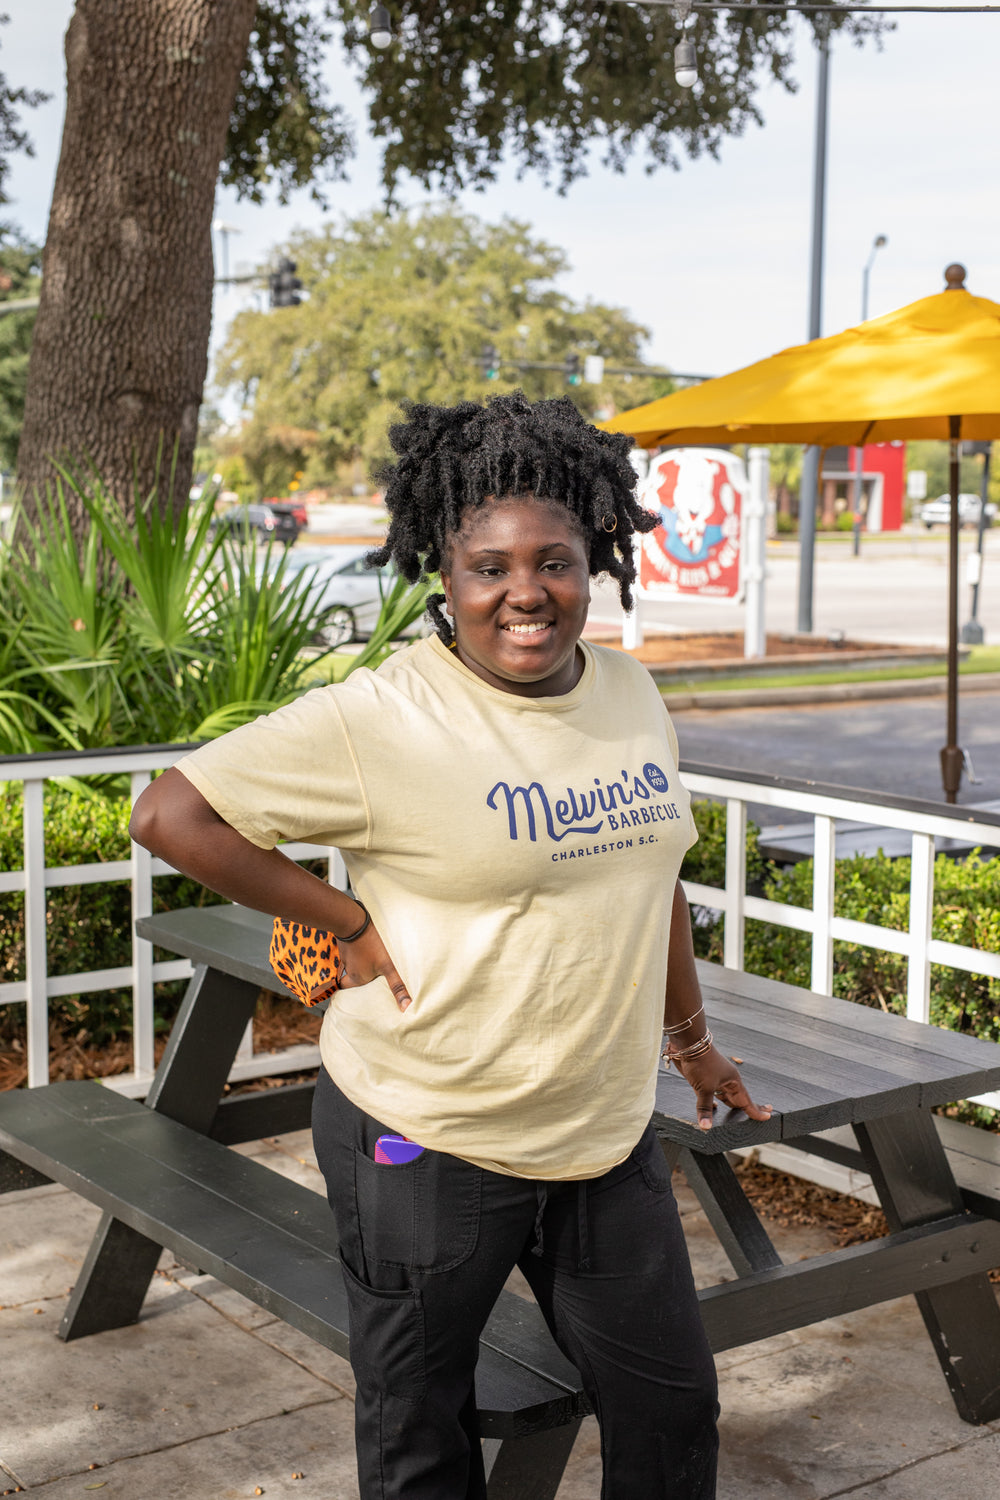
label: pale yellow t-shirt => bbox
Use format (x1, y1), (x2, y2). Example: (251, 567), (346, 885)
(178, 635), (697, 1179)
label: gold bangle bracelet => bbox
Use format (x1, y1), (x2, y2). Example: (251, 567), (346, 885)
(661, 1029), (714, 1069)
(662, 1004), (705, 1037)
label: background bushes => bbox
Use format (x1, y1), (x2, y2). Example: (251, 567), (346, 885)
(0, 784), (224, 1046)
(682, 800), (1000, 1045)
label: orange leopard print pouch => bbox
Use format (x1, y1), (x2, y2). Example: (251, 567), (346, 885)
(269, 919), (342, 1007)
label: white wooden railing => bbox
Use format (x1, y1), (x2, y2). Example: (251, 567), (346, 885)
(679, 762), (1000, 1109)
(2, 748), (998, 1104)
(0, 747), (345, 1094)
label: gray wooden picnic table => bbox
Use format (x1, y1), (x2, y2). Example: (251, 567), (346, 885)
(142, 903), (1000, 1421)
(3, 898), (1000, 1499)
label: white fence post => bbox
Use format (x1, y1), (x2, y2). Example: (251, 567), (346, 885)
(743, 447), (769, 660)
(907, 832), (936, 1023)
(327, 848), (349, 891)
(811, 814), (836, 996)
(723, 799), (747, 971)
(23, 779), (49, 1088)
(130, 771), (156, 1079)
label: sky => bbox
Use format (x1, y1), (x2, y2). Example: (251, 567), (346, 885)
(4, 2), (999, 389)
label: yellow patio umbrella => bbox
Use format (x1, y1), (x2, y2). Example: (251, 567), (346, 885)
(605, 265), (1000, 802)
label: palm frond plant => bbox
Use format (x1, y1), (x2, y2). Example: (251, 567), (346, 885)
(1, 480), (130, 747)
(179, 533), (345, 733)
(0, 472), (345, 754)
(0, 464), (434, 758)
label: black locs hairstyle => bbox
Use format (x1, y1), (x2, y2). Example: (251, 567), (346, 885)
(368, 391), (658, 644)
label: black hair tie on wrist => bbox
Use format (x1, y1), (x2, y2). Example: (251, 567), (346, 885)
(336, 901), (371, 943)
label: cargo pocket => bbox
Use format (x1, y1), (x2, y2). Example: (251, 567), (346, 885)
(637, 1125), (676, 1193)
(340, 1254), (426, 1403)
(354, 1146), (481, 1273)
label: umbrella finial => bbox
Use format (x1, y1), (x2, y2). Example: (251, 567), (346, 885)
(944, 263), (967, 291)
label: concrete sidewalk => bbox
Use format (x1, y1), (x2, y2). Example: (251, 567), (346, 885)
(4, 1128), (999, 1499)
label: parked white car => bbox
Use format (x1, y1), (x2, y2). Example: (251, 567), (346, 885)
(919, 493), (996, 529)
(266, 546), (429, 648)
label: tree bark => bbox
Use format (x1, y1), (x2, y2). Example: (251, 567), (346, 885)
(16, 0), (257, 525)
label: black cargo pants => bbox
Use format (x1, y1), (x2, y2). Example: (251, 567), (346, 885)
(312, 1067), (719, 1500)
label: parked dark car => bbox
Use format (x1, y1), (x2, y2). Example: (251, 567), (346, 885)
(210, 503), (300, 545)
(266, 498), (309, 529)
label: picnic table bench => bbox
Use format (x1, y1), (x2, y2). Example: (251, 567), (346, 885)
(3, 902), (1000, 1498)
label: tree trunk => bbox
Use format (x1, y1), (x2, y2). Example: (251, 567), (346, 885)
(16, 0), (257, 525)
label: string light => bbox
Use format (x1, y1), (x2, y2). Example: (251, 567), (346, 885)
(671, 0), (698, 87)
(674, 36), (698, 86)
(369, 3), (392, 47)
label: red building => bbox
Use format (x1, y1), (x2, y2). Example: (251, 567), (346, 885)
(819, 442), (906, 531)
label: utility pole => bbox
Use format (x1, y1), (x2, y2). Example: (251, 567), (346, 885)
(961, 443), (992, 645)
(797, 29), (830, 634)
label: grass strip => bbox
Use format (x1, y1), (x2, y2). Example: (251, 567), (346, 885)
(658, 645), (1000, 696)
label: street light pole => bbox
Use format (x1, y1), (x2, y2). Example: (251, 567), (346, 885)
(861, 234), (887, 323)
(211, 219), (242, 286)
(797, 28), (830, 633)
(852, 234), (887, 556)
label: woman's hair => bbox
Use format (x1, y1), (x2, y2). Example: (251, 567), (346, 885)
(368, 391), (657, 644)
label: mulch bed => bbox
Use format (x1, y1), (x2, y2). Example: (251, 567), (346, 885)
(585, 631), (893, 666)
(729, 1156), (888, 1248)
(0, 992), (322, 1093)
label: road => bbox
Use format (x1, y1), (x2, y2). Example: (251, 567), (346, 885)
(587, 530), (1000, 648)
(304, 510), (999, 650)
(672, 689), (1000, 809)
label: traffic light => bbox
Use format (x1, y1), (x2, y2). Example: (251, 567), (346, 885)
(269, 257), (303, 308)
(478, 343), (500, 380)
(564, 352), (581, 386)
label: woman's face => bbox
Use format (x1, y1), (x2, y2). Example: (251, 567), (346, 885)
(440, 495), (591, 698)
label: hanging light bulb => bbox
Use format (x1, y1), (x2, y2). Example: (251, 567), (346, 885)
(674, 36), (698, 88)
(369, 3), (392, 48)
(670, 0), (697, 87)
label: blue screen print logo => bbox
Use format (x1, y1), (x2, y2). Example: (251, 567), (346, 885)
(487, 763), (678, 843)
(643, 763), (669, 795)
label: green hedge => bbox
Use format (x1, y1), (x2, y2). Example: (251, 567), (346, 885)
(0, 784), (224, 1045)
(683, 800), (1000, 1045)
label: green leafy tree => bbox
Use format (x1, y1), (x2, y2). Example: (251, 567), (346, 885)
(337, 3), (882, 196)
(769, 443), (803, 522)
(0, 231), (41, 472)
(214, 204), (665, 484)
(14, 1), (883, 521)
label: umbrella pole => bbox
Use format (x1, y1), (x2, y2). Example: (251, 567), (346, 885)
(941, 416), (963, 803)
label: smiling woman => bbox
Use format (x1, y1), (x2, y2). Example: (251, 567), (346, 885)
(440, 496), (591, 696)
(130, 391), (771, 1500)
